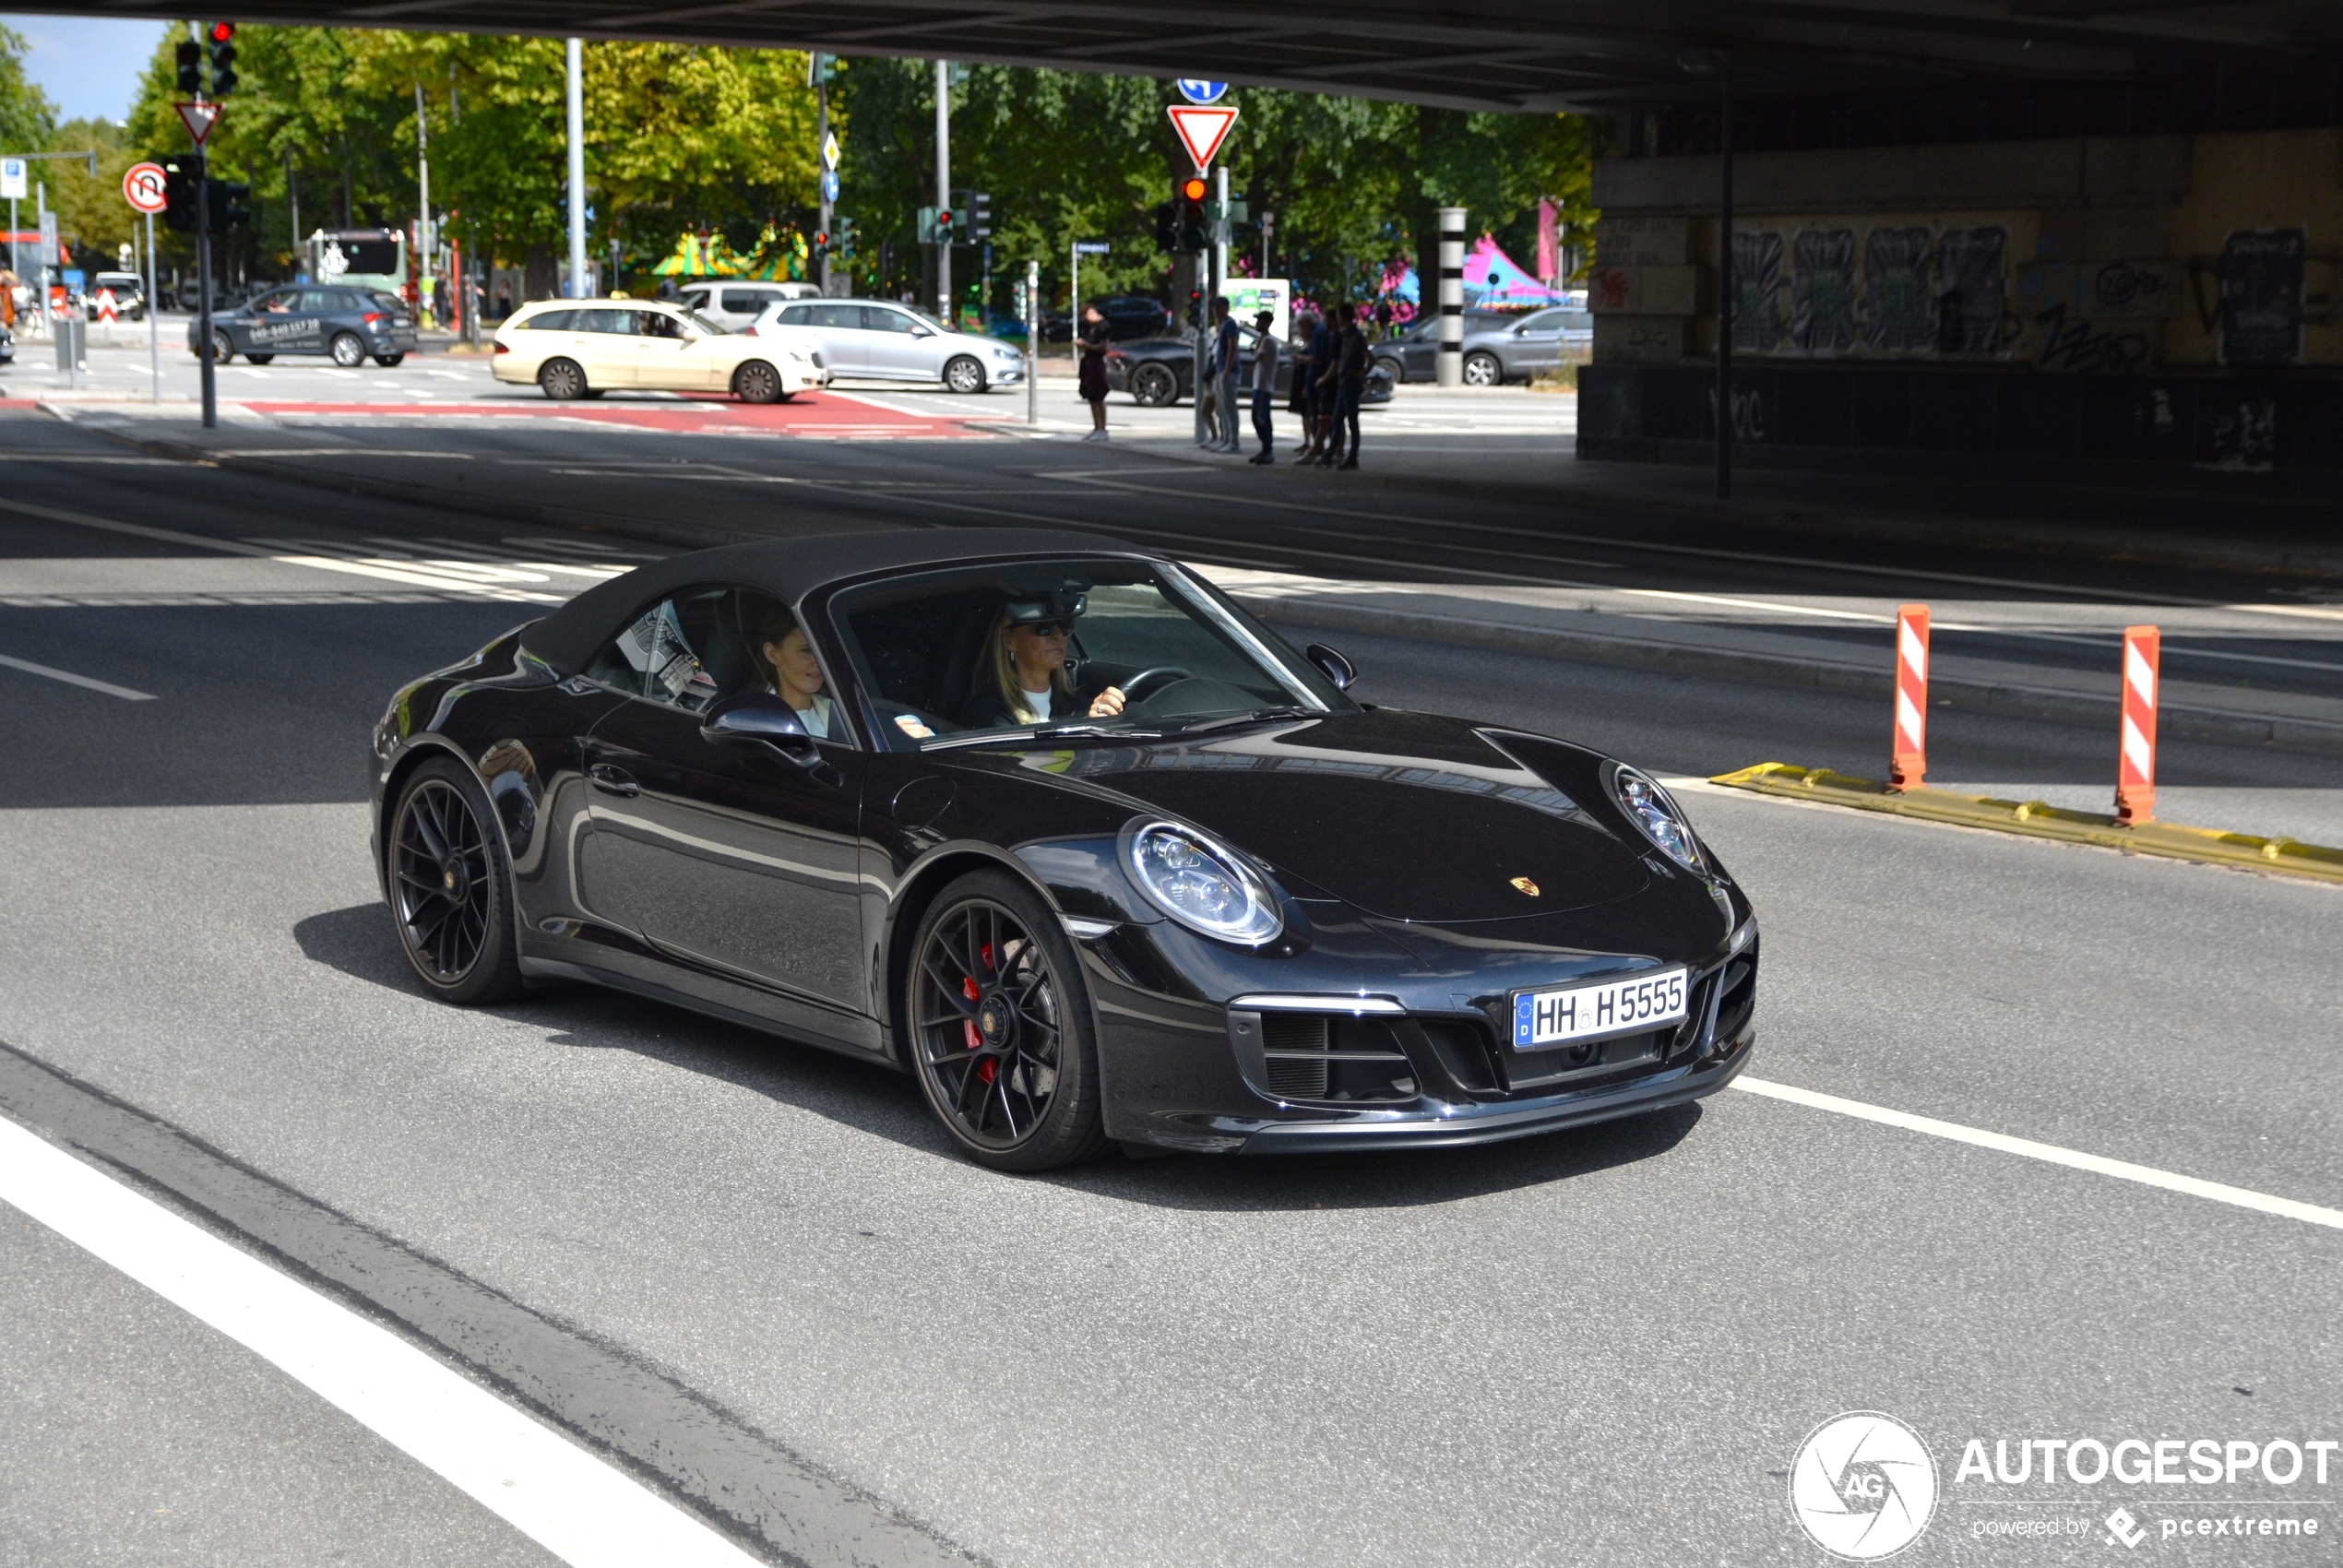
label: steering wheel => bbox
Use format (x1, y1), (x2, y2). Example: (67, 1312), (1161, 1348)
(1113, 667), (1194, 706)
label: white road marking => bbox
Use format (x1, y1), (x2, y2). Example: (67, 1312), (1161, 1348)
(0, 652), (157, 700)
(0, 1115), (765, 1568)
(1732, 1076), (2343, 1230)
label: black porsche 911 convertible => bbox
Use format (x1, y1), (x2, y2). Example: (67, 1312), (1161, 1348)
(371, 529), (1758, 1170)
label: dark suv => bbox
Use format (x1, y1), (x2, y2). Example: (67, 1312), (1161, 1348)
(1090, 295), (1172, 341)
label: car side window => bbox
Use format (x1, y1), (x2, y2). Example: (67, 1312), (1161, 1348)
(297, 290), (340, 314)
(254, 289), (297, 313)
(637, 311), (685, 339)
(520, 308), (574, 332)
(576, 308), (636, 335)
(777, 304), (813, 326)
(585, 588), (729, 712)
(720, 290), (765, 315)
(809, 303), (861, 330)
(863, 308), (917, 334)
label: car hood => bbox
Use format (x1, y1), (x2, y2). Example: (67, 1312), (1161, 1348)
(1019, 709), (1652, 923)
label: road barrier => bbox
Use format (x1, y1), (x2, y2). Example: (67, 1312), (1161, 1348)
(2116, 624), (2159, 826)
(1889, 603), (1929, 791)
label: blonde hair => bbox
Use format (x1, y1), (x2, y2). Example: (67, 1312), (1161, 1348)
(982, 607), (1075, 722)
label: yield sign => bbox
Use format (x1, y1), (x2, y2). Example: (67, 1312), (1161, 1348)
(1166, 105), (1237, 172)
(174, 101), (223, 147)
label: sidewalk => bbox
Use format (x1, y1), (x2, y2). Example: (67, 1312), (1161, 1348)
(1196, 565), (2343, 758)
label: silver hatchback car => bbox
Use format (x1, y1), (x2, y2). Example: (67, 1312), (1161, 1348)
(1374, 301), (1591, 386)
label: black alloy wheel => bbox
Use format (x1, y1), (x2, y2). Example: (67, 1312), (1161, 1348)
(538, 357), (587, 400)
(1462, 350), (1503, 387)
(329, 331), (366, 368)
(908, 871), (1107, 1171)
(1130, 362), (1177, 407)
(1374, 355), (1405, 385)
(388, 758), (523, 1004)
(944, 354), (986, 394)
(732, 360), (783, 404)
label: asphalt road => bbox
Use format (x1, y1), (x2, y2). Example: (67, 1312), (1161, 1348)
(2, 405), (2338, 1566)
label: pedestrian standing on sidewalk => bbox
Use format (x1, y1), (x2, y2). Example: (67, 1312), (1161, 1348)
(1316, 303), (1367, 469)
(1076, 304), (1112, 442)
(1207, 296), (1243, 453)
(1299, 307), (1336, 462)
(1247, 308), (1280, 464)
(1286, 309), (1317, 457)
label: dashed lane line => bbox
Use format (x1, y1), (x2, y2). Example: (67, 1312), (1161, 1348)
(1731, 1076), (2343, 1231)
(0, 652), (156, 700)
(0, 1113), (766, 1568)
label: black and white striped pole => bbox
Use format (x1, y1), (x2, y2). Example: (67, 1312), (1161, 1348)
(1435, 206), (1465, 388)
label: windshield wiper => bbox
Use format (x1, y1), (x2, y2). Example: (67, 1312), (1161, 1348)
(922, 721), (1162, 752)
(1172, 707), (1321, 736)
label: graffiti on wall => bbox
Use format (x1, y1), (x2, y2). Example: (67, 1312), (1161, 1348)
(1791, 228), (1858, 353)
(1730, 230), (1785, 351)
(1861, 227), (1935, 353)
(1936, 228), (2008, 355)
(2218, 229), (2305, 366)
(2032, 303), (2151, 375)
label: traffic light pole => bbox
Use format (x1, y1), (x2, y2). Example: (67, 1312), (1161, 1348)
(815, 81), (831, 293)
(934, 60), (951, 324)
(196, 147), (215, 430)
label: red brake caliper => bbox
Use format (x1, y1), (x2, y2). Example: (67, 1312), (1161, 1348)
(966, 944), (998, 1083)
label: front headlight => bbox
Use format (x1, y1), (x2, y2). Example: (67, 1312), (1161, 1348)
(1125, 821), (1282, 944)
(1611, 764), (1707, 874)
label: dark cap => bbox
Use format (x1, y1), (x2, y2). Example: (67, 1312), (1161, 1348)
(1255, 309), (1273, 327)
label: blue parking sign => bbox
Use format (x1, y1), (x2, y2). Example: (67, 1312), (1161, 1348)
(1176, 79), (1227, 105)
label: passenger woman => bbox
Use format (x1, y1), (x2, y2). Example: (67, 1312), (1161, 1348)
(962, 596), (1128, 730)
(752, 609), (838, 739)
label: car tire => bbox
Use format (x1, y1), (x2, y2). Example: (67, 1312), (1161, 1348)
(537, 357), (588, 400)
(245, 353), (274, 365)
(211, 329), (235, 364)
(1374, 355), (1405, 385)
(943, 354), (986, 394)
(1131, 363), (1177, 407)
(731, 360), (783, 404)
(580, 387), (606, 399)
(329, 331), (366, 368)
(905, 869), (1110, 1172)
(1462, 351), (1503, 387)
(374, 352), (406, 367)
(387, 756), (525, 1006)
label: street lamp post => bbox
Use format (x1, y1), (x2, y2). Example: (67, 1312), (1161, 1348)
(565, 39), (586, 297)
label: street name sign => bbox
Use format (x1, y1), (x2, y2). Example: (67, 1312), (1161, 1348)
(0, 157), (24, 200)
(1074, 240), (1111, 255)
(174, 101), (223, 148)
(123, 160), (169, 214)
(1167, 105), (1237, 172)
(1177, 79), (1228, 104)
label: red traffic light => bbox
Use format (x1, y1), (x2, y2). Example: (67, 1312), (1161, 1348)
(814, 231), (828, 247)
(938, 209), (953, 225)
(209, 19), (234, 42)
(1178, 176), (1207, 201)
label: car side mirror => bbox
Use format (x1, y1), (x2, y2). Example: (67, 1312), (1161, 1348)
(910, 325), (934, 337)
(702, 694), (820, 766)
(1304, 642), (1356, 691)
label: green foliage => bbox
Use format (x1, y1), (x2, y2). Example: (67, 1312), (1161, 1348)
(0, 23), (56, 156)
(39, 118), (137, 271)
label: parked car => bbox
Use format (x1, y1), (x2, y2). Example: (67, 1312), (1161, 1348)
(1375, 301), (1591, 386)
(754, 297), (1029, 393)
(676, 279), (819, 333)
(1089, 294), (1172, 341)
(494, 297), (827, 402)
(187, 283), (418, 366)
(87, 271), (148, 321)
(1105, 326), (1396, 408)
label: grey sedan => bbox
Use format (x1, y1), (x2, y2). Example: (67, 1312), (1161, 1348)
(1374, 303), (1592, 386)
(187, 283), (419, 368)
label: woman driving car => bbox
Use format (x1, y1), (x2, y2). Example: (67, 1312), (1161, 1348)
(962, 592), (1128, 730)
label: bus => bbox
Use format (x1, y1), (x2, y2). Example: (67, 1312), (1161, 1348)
(305, 229), (409, 295)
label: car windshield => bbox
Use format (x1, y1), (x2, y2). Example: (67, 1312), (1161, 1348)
(368, 291), (405, 314)
(829, 559), (1352, 752)
(681, 309), (727, 335)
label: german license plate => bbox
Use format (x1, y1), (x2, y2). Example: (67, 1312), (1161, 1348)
(1512, 968), (1689, 1051)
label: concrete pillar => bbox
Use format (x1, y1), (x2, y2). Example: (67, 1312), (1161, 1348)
(1435, 206), (1465, 387)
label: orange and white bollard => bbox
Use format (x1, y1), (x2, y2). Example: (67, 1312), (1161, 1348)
(2116, 624), (2159, 825)
(1889, 603), (1929, 791)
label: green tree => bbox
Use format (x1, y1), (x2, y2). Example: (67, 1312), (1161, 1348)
(0, 23), (55, 155)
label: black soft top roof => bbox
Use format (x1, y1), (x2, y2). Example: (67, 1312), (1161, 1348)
(518, 527), (1148, 676)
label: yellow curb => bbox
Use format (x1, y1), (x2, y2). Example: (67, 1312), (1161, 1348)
(1708, 762), (2343, 885)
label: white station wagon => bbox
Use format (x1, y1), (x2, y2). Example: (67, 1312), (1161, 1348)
(492, 298), (829, 403)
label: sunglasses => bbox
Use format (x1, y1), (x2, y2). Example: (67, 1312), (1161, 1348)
(1018, 620), (1076, 637)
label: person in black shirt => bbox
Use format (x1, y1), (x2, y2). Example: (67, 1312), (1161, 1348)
(1314, 303), (1368, 469)
(1076, 305), (1112, 442)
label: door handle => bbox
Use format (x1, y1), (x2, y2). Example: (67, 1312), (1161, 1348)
(588, 763), (639, 798)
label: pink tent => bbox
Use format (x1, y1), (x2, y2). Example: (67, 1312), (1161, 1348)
(1464, 235), (1569, 307)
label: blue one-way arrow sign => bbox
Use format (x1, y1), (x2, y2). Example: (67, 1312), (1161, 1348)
(1176, 79), (1227, 104)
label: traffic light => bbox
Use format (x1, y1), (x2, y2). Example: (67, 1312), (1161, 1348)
(936, 207), (955, 246)
(965, 191), (992, 243)
(207, 21), (237, 97)
(207, 177), (251, 230)
(175, 39), (202, 94)
(837, 216), (857, 260)
(806, 52), (836, 87)
(160, 156), (200, 233)
(1153, 201), (1176, 254)
(1177, 176), (1208, 253)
